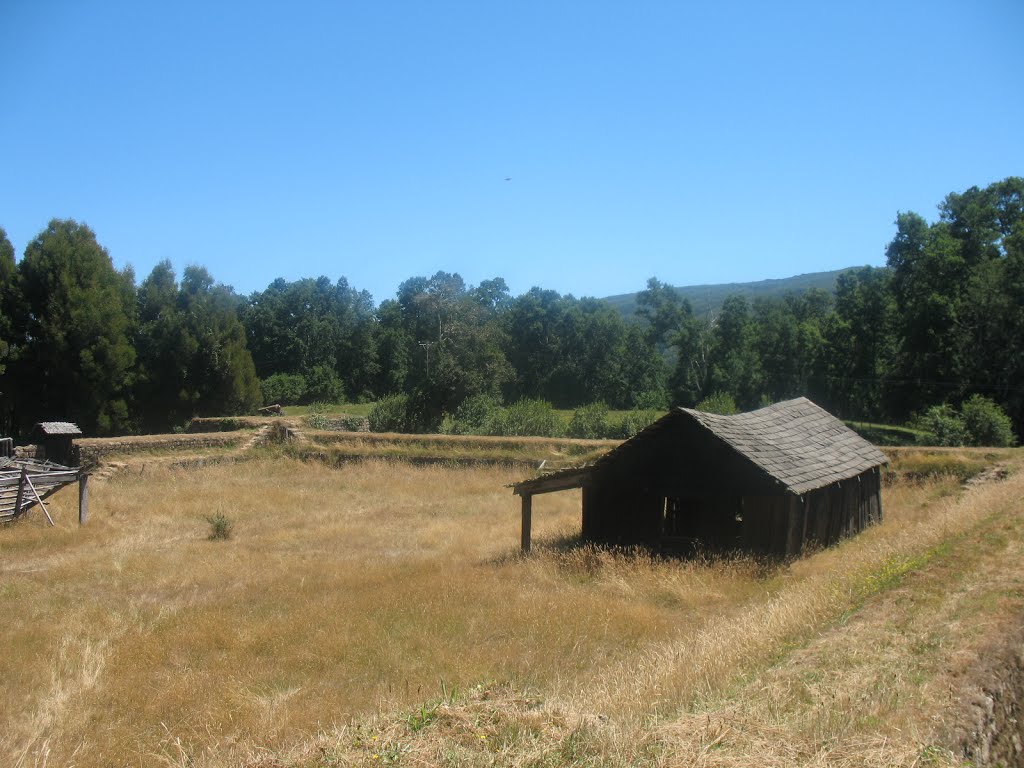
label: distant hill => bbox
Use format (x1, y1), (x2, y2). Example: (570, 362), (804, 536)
(602, 268), (859, 318)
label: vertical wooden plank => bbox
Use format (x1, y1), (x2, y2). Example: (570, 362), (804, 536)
(14, 468), (26, 518)
(521, 494), (533, 553)
(801, 495), (810, 551)
(874, 467), (883, 523)
(785, 495), (805, 557)
(79, 473), (89, 525)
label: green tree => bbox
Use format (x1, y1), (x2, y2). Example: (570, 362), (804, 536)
(635, 277), (690, 348)
(13, 219), (137, 435)
(373, 299), (412, 396)
(995, 223), (1024, 429)
(670, 310), (715, 406)
(752, 290), (830, 404)
(504, 287), (568, 402)
(391, 271), (514, 423)
(178, 266), (261, 417)
(886, 214), (968, 413)
(705, 295), (761, 409)
(134, 260), (200, 431)
(135, 262), (261, 429)
(885, 178), (1024, 428)
(0, 227), (18, 433)
(260, 373), (307, 406)
(823, 267), (895, 420)
(241, 275), (378, 401)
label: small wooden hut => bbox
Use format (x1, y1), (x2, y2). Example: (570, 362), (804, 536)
(512, 397), (887, 557)
(31, 422), (83, 466)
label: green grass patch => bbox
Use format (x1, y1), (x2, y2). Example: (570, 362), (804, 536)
(289, 435), (612, 469)
(283, 402), (377, 418)
(844, 420), (928, 446)
(884, 447), (1008, 484)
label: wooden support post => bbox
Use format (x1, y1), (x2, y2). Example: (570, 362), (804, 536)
(78, 473), (89, 525)
(14, 468), (26, 518)
(521, 494), (533, 554)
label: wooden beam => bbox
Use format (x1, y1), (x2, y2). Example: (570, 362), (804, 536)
(79, 473), (89, 525)
(24, 475), (54, 526)
(512, 468), (590, 497)
(13, 468), (26, 519)
(521, 494), (533, 553)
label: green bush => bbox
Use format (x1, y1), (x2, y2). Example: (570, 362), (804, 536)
(304, 366), (344, 404)
(915, 404), (968, 446)
(368, 394), (411, 432)
(961, 395), (1017, 447)
(260, 373), (306, 406)
(206, 512), (234, 541)
(567, 402), (611, 439)
(448, 394), (502, 435)
(486, 399), (564, 437)
(913, 397), (1017, 447)
(633, 389), (669, 410)
(695, 391), (739, 415)
(306, 413), (330, 430)
(337, 415), (368, 432)
(613, 409), (661, 439)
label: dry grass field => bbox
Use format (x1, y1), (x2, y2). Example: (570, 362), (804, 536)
(1, 447), (1022, 767)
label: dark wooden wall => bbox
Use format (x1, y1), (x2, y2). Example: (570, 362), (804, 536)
(41, 437), (77, 466)
(581, 465), (883, 557)
(801, 466), (882, 553)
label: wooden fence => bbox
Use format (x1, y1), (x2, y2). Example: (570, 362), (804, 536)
(0, 458), (88, 526)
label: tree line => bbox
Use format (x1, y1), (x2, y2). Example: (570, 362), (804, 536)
(0, 177), (1021, 439)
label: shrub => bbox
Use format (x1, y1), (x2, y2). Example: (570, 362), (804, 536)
(960, 395), (1017, 447)
(260, 373), (307, 406)
(914, 404), (967, 446)
(306, 413), (330, 430)
(696, 391), (739, 415)
(567, 402), (611, 439)
(206, 512), (234, 541)
(613, 409), (661, 439)
(368, 394), (411, 432)
(448, 394), (502, 435)
(633, 389), (669, 410)
(337, 415), (368, 432)
(304, 366), (345, 404)
(487, 399), (564, 437)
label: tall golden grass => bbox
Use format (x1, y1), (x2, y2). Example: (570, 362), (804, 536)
(0, 449), (1020, 767)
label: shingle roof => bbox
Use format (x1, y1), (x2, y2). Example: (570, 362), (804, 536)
(681, 397), (887, 494)
(34, 422), (83, 436)
(512, 398), (887, 497)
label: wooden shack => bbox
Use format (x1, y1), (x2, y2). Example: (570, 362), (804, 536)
(31, 422), (83, 466)
(512, 397), (887, 557)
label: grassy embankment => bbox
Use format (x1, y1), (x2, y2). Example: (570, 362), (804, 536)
(296, 431), (616, 469)
(0, 445), (1020, 767)
(282, 401), (933, 447)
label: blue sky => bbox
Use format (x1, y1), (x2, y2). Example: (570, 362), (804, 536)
(2, 1), (1021, 305)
